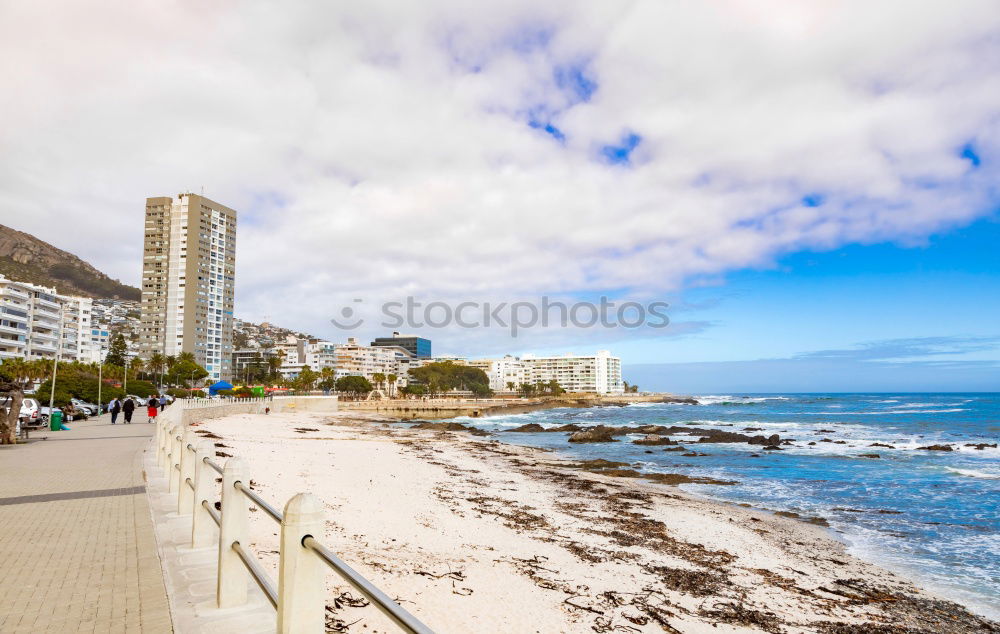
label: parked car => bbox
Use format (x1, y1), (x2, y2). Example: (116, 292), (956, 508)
(39, 405), (62, 422)
(1, 397), (43, 435)
(70, 398), (99, 416)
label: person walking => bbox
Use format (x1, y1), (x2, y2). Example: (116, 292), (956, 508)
(122, 397), (135, 424)
(158, 394), (167, 411)
(147, 395), (159, 423)
(109, 397), (121, 425)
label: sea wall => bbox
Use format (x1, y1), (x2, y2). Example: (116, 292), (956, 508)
(177, 395), (339, 425)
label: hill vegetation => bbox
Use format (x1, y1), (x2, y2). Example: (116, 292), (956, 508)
(0, 223), (139, 299)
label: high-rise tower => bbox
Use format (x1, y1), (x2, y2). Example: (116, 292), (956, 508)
(139, 193), (236, 382)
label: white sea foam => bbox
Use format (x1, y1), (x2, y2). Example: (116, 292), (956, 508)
(944, 467), (1000, 480)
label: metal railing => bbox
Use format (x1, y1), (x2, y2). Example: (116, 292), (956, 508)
(156, 408), (434, 634)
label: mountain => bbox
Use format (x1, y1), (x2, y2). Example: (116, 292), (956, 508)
(0, 224), (140, 300)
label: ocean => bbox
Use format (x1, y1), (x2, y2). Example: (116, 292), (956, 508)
(448, 393), (1000, 620)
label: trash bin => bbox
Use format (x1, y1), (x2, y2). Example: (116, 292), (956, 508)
(49, 410), (63, 431)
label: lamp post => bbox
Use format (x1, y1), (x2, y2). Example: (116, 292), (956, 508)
(47, 302), (66, 418)
(123, 356), (130, 396)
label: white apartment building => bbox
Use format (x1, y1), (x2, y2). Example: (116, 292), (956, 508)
(139, 193), (237, 382)
(0, 275), (100, 363)
(521, 350), (624, 394)
(465, 355), (533, 392)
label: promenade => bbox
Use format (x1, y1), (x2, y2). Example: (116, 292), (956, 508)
(0, 413), (172, 633)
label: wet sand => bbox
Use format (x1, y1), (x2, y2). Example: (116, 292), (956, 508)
(196, 411), (998, 633)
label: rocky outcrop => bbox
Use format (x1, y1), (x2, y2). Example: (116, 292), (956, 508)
(965, 443), (997, 450)
(917, 444), (954, 451)
(633, 434), (678, 446)
(568, 426), (619, 443)
(410, 421), (489, 436)
(508, 423), (546, 432)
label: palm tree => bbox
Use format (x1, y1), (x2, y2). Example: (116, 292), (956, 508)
(387, 373), (397, 398)
(506, 381), (515, 394)
(372, 372), (385, 396)
(147, 352), (167, 388)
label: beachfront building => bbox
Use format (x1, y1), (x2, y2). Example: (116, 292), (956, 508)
(0, 274), (102, 363)
(139, 193), (237, 381)
(0, 275), (32, 361)
(521, 350), (624, 394)
(333, 337), (399, 380)
(466, 355), (532, 393)
(371, 332), (431, 358)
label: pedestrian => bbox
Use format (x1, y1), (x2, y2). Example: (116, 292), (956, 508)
(147, 395), (159, 423)
(122, 397), (135, 424)
(109, 397), (121, 425)
(159, 394), (167, 411)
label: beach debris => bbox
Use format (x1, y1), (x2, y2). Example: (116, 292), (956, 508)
(917, 444), (954, 451)
(700, 601), (783, 633)
(215, 451), (232, 458)
(194, 430), (223, 439)
(293, 427), (319, 433)
(213, 442), (230, 448)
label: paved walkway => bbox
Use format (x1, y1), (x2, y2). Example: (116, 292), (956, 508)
(0, 414), (173, 633)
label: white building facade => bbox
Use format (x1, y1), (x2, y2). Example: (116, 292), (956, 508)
(521, 350), (624, 394)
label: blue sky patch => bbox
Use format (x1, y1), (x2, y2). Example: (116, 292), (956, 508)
(601, 132), (642, 165)
(554, 63), (597, 104)
(960, 141), (981, 167)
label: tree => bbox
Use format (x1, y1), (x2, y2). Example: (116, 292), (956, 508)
(387, 373), (397, 398)
(105, 334), (128, 367)
(147, 352), (167, 387)
(506, 381), (515, 394)
(0, 381), (24, 445)
(372, 372), (385, 395)
(293, 367), (319, 392)
(407, 361), (491, 397)
(335, 375), (373, 397)
(318, 367), (336, 392)
(164, 359), (208, 388)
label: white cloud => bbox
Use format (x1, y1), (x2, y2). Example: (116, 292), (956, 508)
(1, 0), (997, 352)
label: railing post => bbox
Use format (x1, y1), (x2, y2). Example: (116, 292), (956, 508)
(218, 457), (249, 608)
(177, 428), (196, 515)
(168, 425), (182, 494)
(191, 440), (215, 548)
(277, 493), (325, 633)
(156, 417), (166, 469)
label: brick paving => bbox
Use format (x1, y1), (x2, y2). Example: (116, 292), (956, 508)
(0, 414), (173, 633)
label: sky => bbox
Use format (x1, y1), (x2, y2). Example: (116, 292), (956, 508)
(1, 1), (998, 392)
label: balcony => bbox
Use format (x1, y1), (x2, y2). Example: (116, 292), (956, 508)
(34, 297), (60, 310)
(0, 322), (26, 335)
(0, 337), (26, 348)
(31, 342), (57, 353)
(3, 288), (30, 301)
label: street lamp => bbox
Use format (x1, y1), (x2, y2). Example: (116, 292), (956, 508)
(47, 302), (65, 420)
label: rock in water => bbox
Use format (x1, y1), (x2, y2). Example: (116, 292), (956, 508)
(917, 444), (954, 451)
(568, 426), (619, 443)
(633, 434), (678, 446)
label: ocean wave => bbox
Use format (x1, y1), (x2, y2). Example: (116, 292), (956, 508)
(945, 467), (1000, 480)
(694, 395), (790, 405)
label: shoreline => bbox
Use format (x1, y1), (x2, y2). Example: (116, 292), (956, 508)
(337, 393), (699, 420)
(197, 410), (997, 633)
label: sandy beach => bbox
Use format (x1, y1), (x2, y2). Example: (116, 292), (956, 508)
(195, 410), (997, 634)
